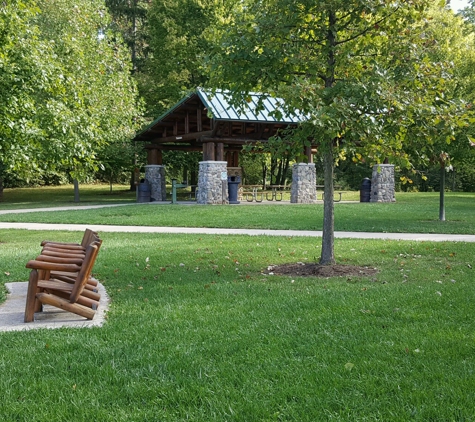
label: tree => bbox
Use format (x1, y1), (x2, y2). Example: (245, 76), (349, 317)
(0, 0), (141, 197)
(0, 1), (60, 184)
(105, 0), (150, 74)
(400, 5), (475, 218)
(144, 0), (237, 117)
(209, 0), (470, 264)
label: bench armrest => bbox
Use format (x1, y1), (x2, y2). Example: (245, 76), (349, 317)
(35, 255), (84, 265)
(26, 260), (81, 272)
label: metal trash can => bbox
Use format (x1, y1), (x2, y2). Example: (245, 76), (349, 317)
(228, 176), (241, 204)
(137, 180), (151, 203)
(360, 178), (371, 202)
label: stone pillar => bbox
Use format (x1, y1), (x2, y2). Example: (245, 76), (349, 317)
(145, 165), (167, 202)
(197, 161), (229, 205)
(291, 163), (317, 203)
(370, 164), (396, 202)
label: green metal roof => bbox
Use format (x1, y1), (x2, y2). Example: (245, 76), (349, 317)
(196, 88), (301, 124)
(134, 88), (301, 142)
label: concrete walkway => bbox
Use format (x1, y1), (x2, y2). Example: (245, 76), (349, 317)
(1, 203), (474, 332)
(1, 281), (109, 333)
(0, 221), (474, 242)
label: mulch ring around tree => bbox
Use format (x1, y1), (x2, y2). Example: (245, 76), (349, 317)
(264, 262), (379, 278)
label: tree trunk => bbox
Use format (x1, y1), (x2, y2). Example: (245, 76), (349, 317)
(261, 162), (267, 190)
(319, 10), (337, 265)
(132, 0), (137, 73)
(73, 179), (80, 203)
(439, 165), (445, 221)
(320, 143), (335, 265)
(0, 161), (4, 202)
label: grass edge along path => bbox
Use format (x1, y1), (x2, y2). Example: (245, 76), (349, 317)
(1, 230), (475, 420)
(0, 191), (474, 234)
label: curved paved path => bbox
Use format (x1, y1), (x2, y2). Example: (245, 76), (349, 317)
(0, 221), (474, 242)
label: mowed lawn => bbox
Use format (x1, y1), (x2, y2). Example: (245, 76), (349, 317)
(0, 186), (474, 234)
(0, 188), (474, 420)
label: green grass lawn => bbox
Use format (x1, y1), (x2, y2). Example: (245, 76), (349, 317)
(0, 184), (137, 210)
(1, 187), (474, 420)
(1, 187), (474, 234)
(1, 229), (475, 420)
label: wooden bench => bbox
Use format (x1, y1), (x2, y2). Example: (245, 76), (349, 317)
(24, 230), (102, 322)
(39, 229), (100, 288)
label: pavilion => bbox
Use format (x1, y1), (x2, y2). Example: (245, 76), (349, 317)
(133, 88), (318, 204)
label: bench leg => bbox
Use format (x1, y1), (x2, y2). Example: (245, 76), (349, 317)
(24, 269), (41, 322)
(36, 293), (96, 320)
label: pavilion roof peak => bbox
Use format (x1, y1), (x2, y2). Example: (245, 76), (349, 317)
(196, 88), (301, 124)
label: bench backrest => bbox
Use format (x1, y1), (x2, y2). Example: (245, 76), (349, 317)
(70, 240), (102, 303)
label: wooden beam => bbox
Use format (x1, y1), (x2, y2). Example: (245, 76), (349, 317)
(144, 130), (213, 144)
(160, 145), (202, 152)
(197, 105), (203, 132)
(200, 136), (266, 145)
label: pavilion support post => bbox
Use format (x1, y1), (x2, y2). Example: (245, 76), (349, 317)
(370, 164), (396, 202)
(216, 143), (225, 161)
(291, 163), (317, 203)
(203, 142), (216, 161)
(305, 146), (313, 163)
(197, 161), (228, 205)
(226, 152), (232, 167)
(226, 151), (240, 167)
(147, 148), (162, 165)
(233, 151), (239, 167)
(145, 165), (167, 201)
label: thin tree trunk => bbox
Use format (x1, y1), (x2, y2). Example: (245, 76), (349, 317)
(132, 0), (137, 73)
(319, 10), (337, 265)
(261, 162), (267, 190)
(320, 143), (335, 265)
(0, 162), (4, 202)
(73, 179), (80, 203)
(439, 165), (445, 221)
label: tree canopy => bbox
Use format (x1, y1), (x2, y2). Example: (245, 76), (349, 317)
(0, 0), (141, 186)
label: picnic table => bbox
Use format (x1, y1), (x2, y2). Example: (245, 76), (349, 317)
(317, 185), (344, 202)
(266, 185), (286, 201)
(241, 185), (264, 202)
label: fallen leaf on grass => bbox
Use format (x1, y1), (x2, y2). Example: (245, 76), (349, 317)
(345, 362), (354, 371)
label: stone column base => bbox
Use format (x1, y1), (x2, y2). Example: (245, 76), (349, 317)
(370, 164), (396, 202)
(145, 165), (166, 201)
(197, 161), (229, 205)
(291, 163), (317, 203)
